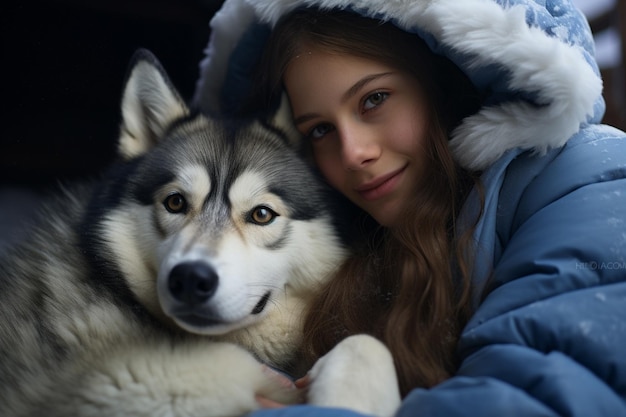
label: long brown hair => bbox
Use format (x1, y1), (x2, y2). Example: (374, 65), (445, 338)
(253, 9), (484, 396)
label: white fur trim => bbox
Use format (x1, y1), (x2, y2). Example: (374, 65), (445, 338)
(193, 0), (257, 112)
(426, 1), (602, 169)
(196, 0), (603, 170)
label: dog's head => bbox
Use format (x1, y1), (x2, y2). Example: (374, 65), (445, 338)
(100, 49), (347, 341)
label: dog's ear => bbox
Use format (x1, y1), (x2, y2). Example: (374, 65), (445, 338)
(118, 49), (189, 160)
(268, 93), (303, 149)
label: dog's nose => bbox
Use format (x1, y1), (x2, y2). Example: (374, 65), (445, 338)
(168, 261), (218, 306)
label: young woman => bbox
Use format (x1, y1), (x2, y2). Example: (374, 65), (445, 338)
(194, 0), (626, 416)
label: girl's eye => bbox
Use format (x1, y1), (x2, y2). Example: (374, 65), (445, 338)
(163, 193), (188, 214)
(363, 92), (389, 111)
(248, 206), (278, 225)
(308, 123), (335, 141)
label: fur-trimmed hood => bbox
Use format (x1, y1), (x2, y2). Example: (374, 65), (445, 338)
(193, 0), (604, 170)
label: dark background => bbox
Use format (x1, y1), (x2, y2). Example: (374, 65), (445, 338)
(2, 0), (223, 188)
(1, 0), (223, 250)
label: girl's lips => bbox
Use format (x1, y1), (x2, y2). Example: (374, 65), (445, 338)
(356, 165), (406, 201)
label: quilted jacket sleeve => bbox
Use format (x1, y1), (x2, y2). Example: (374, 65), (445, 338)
(398, 125), (626, 416)
(248, 125), (626, 417)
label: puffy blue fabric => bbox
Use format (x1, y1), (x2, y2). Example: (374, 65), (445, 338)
(195, 0), (626, 415)
(246, 123), (626, 417)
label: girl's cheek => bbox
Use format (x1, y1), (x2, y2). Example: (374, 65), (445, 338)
(314, 154), (340, 186)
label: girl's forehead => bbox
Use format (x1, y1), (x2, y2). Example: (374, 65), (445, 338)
(288, 47), (393, 74)
(285, 50), (390, 99)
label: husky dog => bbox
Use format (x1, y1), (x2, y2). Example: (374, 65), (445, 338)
(0, 50), (400, 417)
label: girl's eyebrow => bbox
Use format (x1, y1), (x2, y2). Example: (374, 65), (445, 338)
(293, 72), (394, 127)
(294, 113), (319, 127)
(341, 72), (393, 103)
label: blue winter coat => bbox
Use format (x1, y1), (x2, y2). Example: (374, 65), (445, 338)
(193, 0), (626, 415)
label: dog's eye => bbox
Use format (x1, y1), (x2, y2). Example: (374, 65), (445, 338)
(248, 206), (278, 225)
(163, 193), (188, 214)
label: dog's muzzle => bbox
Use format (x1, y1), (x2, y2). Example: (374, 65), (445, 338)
(168, 261), (218, 306)
(165, 261), (273, 332)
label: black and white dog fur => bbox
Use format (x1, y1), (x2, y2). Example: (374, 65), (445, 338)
(0, 50), (400, 417)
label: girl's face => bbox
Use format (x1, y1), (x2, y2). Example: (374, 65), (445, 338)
(284, 47), (432, 227)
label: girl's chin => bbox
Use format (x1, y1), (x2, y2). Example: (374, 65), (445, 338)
(369, 205), (402, 228)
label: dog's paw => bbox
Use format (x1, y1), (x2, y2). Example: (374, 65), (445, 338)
(307, 334), (401, 417)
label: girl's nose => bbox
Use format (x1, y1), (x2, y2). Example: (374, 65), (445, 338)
(338, 123), (381, 170)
